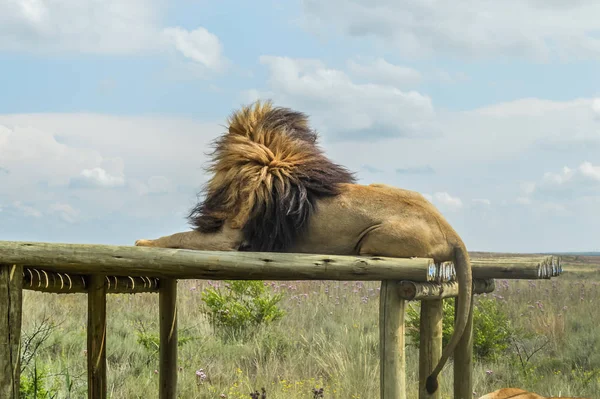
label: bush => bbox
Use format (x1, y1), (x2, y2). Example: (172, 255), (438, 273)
(20, 361), (59, 399)
(201, 280), (285, 341)
(134, 321), (198, 359)
(406, 297), (514, 361)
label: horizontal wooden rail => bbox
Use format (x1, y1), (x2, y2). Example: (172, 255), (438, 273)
(22, 268), (160, 294)
(0, 241), (562, 282)
(471, 255), (561, 279)
(398, 279), (495, 301)
(0, 241), (449, 282)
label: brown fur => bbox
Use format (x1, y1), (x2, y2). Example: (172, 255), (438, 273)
(477, 388), (591, 399)
(135, 100), (473, 393)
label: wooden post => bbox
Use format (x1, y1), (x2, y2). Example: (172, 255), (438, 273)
(87, 274), (107, 399)
(0, 264), (23, 399)
(379, 280), (406, 399)
(454, 295), (474, 399)
(159, 279), (178, 399)
(418, 299), (443, 399)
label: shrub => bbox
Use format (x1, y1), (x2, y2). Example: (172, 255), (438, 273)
(135, 323), (198, 358)
(20, 361), (59, 399)
(201, 280), (285, 341)
(406, 297), (514, 361)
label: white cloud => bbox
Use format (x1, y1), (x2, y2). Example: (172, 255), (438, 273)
(302, 0), (600, 60)
(0, 112), (219, 224)
(542, 162), (600, 187)
(0, 0), (227, 72)
(251, 60), (600, 175)
(430, 69), (470, 85)
(13, 201), (42, 218)
(131, 176), (174, 196)
(579, 162), (600, 181)
(422, 192), (463, 212)
(473, 98), (590, 117)
(433, 192), (463, 210)
(71, 167), (126, 189)
(256, 55), (438, 139)
(518, 162), (600, 206)
(346, 58), (421, 87)
(472, 198), (491, 207)
(0, 123), (103, 188)
(50, 203), (80, 223)
(538, 161), (600, 192)
(592, 98), (600, 119)
(162, 27), (228, 71)
(516, 197), (532, 205)
(0, 0), (160, 54)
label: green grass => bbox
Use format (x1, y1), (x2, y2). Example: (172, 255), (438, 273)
(19, 259), (600, 399)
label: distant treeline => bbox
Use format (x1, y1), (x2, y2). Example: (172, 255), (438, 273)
(544, 252), (600, 256)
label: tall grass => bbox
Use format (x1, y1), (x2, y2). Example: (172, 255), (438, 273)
(19, 262), (600, 399)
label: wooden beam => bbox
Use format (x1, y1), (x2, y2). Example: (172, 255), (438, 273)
(159, 279), (178, 399)
(0, 264), (22, 399)
(0, 241), (562, 281)
(453, 295), (474, 399)
(398, 279), (495, 301)
(22, 268), (160, 294)
(418, 300), (443, 399)
(0, 241), (448, 282)
(87, 275), (107, 399)
(379, 280), (406, 399)
(471, 256), (560, 279)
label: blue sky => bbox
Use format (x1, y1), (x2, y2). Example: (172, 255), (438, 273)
(1, 0), (600, 252)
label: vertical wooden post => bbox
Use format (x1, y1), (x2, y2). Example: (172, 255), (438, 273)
(418, 300), (443, 399)
(87, 274), (107, 399)
(159, 279), (178, 399)
(454, 295), (474, 399)
(379, 280), (406, 399)
(0, 264), (23, 399)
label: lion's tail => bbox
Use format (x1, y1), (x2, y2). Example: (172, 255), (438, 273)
(188, 100), (355, 251)
(426, 242), (473, 394)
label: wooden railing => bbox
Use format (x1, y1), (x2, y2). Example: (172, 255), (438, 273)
(0, 241), (562, 399)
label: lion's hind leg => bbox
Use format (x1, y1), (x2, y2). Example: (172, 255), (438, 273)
(357, 221), (450, 260)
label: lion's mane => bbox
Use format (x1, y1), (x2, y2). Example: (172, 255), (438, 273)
(188, 100), (355, 252)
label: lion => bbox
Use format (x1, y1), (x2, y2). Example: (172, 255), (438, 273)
(134, 100), (473, 394)
(477, 388), (591, 399)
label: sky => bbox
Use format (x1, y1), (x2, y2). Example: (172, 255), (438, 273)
(1, 0), (599, 253)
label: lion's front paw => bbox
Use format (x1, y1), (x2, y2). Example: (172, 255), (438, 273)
(135, 239), (155, 247)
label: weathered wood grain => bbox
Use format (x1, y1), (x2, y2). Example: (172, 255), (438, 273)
(454, 295), (475, 399)
(87, 274), (107, 399)
(418, 300), (443, 399)
(159, 279), (178, 399)
(0, 264), (22, 399)
(379, 280), (406, 399)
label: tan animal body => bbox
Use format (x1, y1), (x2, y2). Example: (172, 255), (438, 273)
(135, 101), (473, 393)
(477, 388), (592, 399)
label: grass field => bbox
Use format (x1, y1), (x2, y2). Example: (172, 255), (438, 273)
(19, 254), (600, 399)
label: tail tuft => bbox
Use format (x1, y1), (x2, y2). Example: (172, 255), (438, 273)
(425, 374), (438, 394)
(188, 100), (355, 251)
